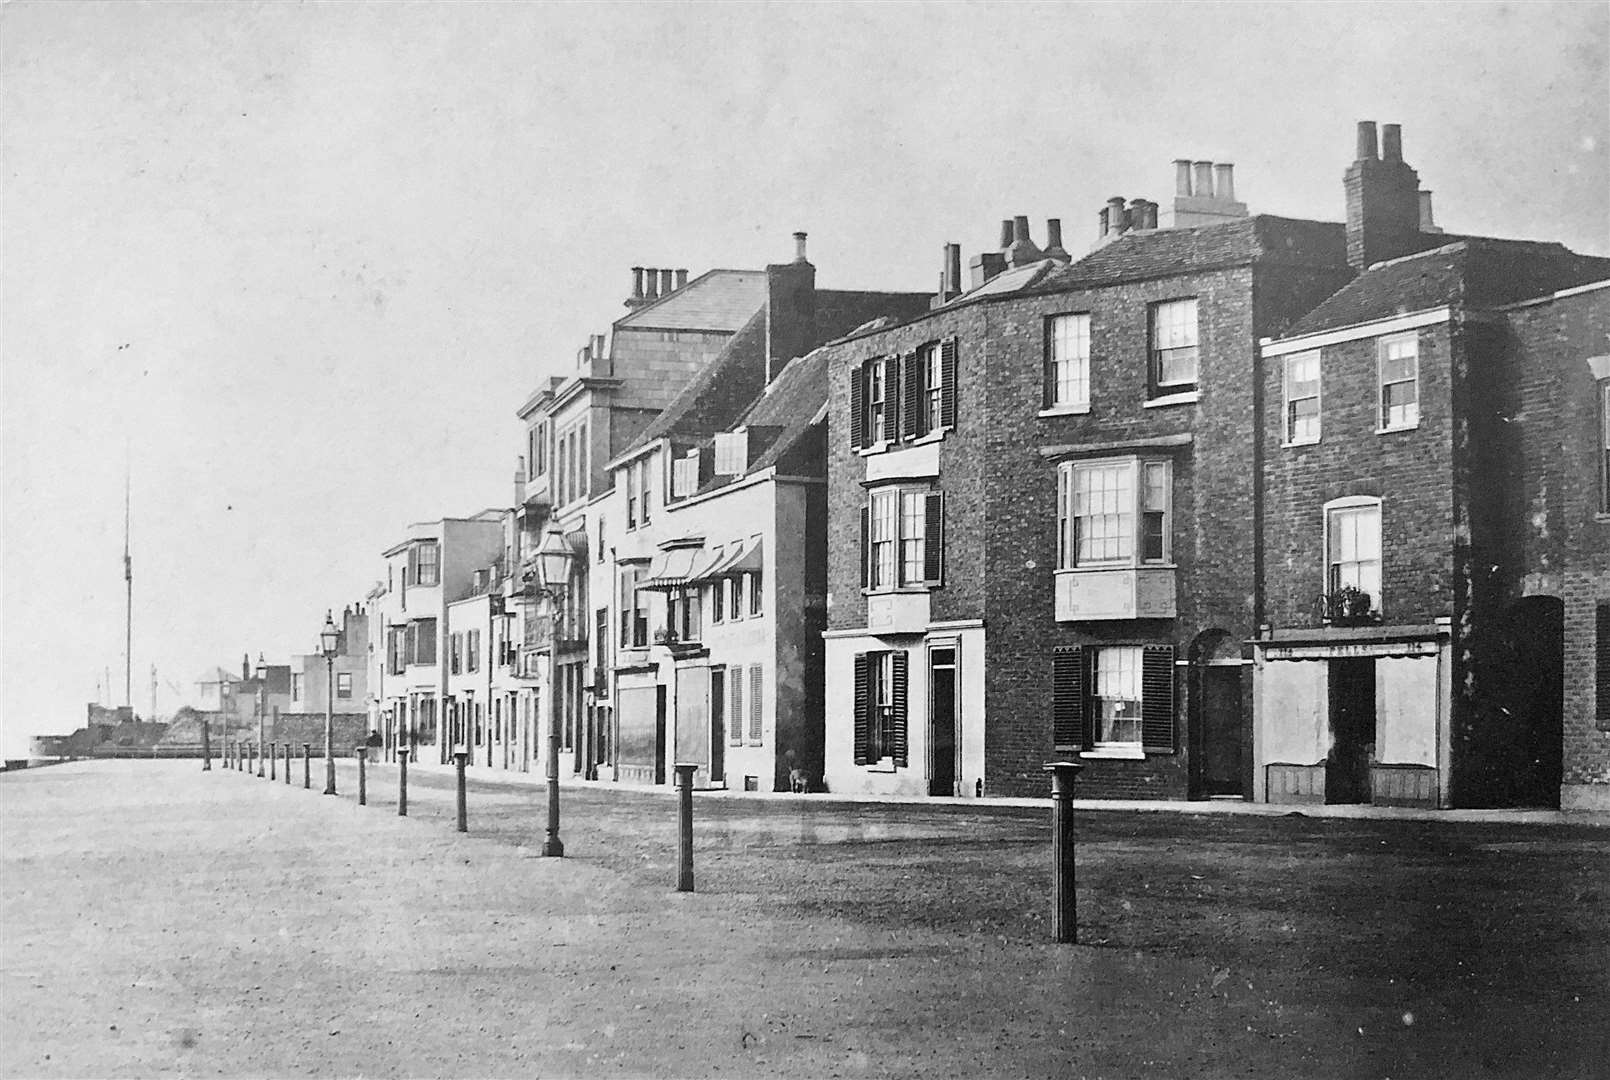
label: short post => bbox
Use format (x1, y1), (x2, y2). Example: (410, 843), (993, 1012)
(223, 739), (230, 770)
(1044, 761), (1084, 944)
(674, 763), (697, 892)
(303, 744), (311, 789)
(269, 742), (277, 781)
(454, 751), (470, 833)
(397, 748), (409, 816)
(250, 742), (258, 777)
(256, 739), (264, 779)
(201, 720), (212, 772)
(356, 746), (368, 807)
(283, 744), (291, 785)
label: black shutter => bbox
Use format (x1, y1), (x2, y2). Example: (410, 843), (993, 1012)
(849, 362), (865, 449)
(940, 337), (958, 428)
(902, 351), (922, 439)
(853, 653), (870, 765)
(923, 492), (944, 586)
(1052, 647), (1085, 749)
(1141, 645), (1177, 753)
(891, 650), (909, 768)
(882, 357), (900, 443)
(1597, 603), (1610, 731)
(859, 504), (870, 590)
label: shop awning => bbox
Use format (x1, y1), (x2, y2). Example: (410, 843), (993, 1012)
(637, 544), (708, 591)
(694, 538), (764, 581)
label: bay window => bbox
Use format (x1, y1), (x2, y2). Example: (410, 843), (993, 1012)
(1057, 458), (1172, 569)
(861, 485), (944, 590)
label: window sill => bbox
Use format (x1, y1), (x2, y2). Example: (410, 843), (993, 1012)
(1282, 437), (1320, 449)
(857, 429), (949, 456)
(1144, 391), (1199, 409)
(1080, 747), (1145, 760)
(1376, 424), (1420, 435)
(865, 758), (898, 773)
(1038, 404), (1090, 418)
(862, 586), (933, 597)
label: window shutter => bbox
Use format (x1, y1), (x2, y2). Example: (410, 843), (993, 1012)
(882, 357), (900, 444)
(922, 492), (944, 586)
(749, 665), (764, 742)
(1052, 647), (1085, 749)
(859, 505), (870, 590)
(1141, 645), (1177, 753)
(729, 666), (744, 745)
(1597, 604), (1610, 731)
(901, 352), (921, 439)
(940, 337), (958, 428)
(853, 653), (870, 765)
(891, 650), (909, 767)
(849, 363), (865, 449)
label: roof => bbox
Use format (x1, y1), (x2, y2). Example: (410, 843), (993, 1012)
(1287, 237), (1610, 336)
(736, 345), (828, 476)
(614, 269), (770, 333)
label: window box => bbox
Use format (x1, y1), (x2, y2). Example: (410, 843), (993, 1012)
(1055, 566), (1177, 621)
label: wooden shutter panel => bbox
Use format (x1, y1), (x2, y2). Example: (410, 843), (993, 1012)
(853, 653), (870, 765)
(859, 504), (870, 590)
(882, 357), (900, 444)
(729, 666), (744, 745)
(749, 665), (764, 742)
(849, 362), (865, 449)
(1141, 644), (1177, 753)
(1597, 603), (1610, 731)
(901, 351), (922, 439)
(1052, 647), (1085, 748)
(922, 492), (944, 586)
(940, 337), (958, 428)
(891, 650), (909, 767)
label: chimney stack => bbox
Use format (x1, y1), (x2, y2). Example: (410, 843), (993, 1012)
(1044, 219), (1069, 262)
(793, 231), (809, 263)
(934, 242), (964, 305)
(1129, 198), (1150, 232)
(1174, 159), (1193, 197)
(628, 266), (646, 307)
(1007, 215), (1043, 267)
(659, 268), (674, 296)
(765, 230), (817, 384)
(644, 268), (660, 301)
(1344, 120), (1424, 269)
(1418, 190), (1440, 233)
(998, 219), (1014, 249)
(675, 268), (688, 289)
(1106, 197), (1129, 234)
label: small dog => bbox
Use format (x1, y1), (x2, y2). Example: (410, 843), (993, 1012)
(789, 768), (811, 794)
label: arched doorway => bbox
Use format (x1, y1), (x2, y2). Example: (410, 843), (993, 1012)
(1467, 596), (1564, 808)
(1189, 629), (1246, 799)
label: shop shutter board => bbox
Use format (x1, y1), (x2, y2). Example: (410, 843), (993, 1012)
(881, 356), (900, 443)
(940, 337), (958, 428)
(901, 352), (921, 439)
(1598, 603), (1610, 731)
(729, 666), (744, 745)
(849, 363), (865, 449)
(891, 650), (909, 768)
(1052, 646), (1085, 749)
(923, 492), (944, 586)
(859, 505), (870, 590)
(749, 665), (764, 742)
(1142, 644), (1176, 753)
(853, 653), (870, 765)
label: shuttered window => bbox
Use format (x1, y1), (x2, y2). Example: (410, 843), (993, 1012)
(852, 651), (907, 767)
(854, 340), (958, 451)
(1052, 643), (1175, 754)
(748, 665), (764, 743)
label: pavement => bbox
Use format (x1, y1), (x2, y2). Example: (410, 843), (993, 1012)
(3, 759), (1607, 1079)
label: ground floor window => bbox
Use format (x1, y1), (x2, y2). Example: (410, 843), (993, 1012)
(1052, 643), (1175, 753)
(854, 649), (908, 766)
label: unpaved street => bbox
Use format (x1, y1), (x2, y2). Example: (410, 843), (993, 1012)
(2, 760), (1607, 1078)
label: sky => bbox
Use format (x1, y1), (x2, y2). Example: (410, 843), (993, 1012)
(2, 1), (1606, 755)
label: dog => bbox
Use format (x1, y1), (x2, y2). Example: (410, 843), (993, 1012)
(789, 767), (811, 794)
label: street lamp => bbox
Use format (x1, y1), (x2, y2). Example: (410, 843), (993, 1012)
(531, 527), (574, 858)
(255, 653), (268, 777)
(320, 611), (341, 796)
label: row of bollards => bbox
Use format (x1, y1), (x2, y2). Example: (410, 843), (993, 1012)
(213, 739), (1085, 943)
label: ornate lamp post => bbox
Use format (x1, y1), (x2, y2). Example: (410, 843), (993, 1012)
(320, 611), (341, 796)
(254, 653), (268, 777)
(530, 527), (574, 858)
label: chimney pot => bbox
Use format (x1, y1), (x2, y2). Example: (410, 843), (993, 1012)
(675, 268), (688, 289)
(793, 231), (808, 263)
(1045, 218), (1065, 252)
(631, 267), (645, 299)
(1193, 161), (1215, 200)
(1129, 198), (1149, 232)
(1098, 207), (1110, 237)
(1356, 121), (1379, 160)
(1381, 123), (1403, 163)
(1144, 201), (1159, 230)
(998, 219), (1014, 249)
(1418, 190), (1437, 232)
(1106, 197), (1128, 233)
(660, 268), (674, 295)
(1174, 159), (1194, 197)
(1213, 163), (1235, 202)
(944, 242), (963, 295)
(645, 269), (660, 300)
(1013, 215), (1031, 243)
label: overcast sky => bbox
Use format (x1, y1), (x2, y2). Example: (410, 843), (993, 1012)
(3, 1), (1606, 753)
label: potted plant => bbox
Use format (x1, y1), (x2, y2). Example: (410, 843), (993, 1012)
(1324, 585), (1378, 626)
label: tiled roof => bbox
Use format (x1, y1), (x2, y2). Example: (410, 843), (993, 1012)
(1035, 216), (1347, 292)
(614, 270), (770, 332)
(740, 346), (829, 476)
(1286, 238), (1610, 336)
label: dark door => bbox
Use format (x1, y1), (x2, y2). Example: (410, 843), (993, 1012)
(710, 668), (726, 784)
(654, 685), (667, 786)
(1327, 659), (1375, 804)
(1198, 666), (1245, 797)
(928, 647), (957, 797)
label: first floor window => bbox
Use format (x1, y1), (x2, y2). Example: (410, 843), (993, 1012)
(922, 343), (944, 432)
(1058, 457), (1172, 568)
(1149, 298), (1199, 394)
(336, 672), (352, 700)
(620, 568), (648, 647)
(1047, 312), (1091, 409)
(711, 577), (726, 623)
(1378, 333), (1419, 430)
(1284, 350), (1321, 444)
(749, 569), (763, 616)
(899, 490), (927, 587)
(467, 629), (481, 673)
(1326, 499), (1382, 610)
(411, 619), (437, 666)
(853, 650), (908, 766)
(729, 573), (746, 620)
(411, 542), (440, 586)
(1051, 644), (1176, 753)
(862, 487), (945, 590)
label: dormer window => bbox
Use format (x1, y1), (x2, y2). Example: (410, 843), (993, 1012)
(714, 430), (748, 475)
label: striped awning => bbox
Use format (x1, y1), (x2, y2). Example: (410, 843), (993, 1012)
(637, 545), (709, 591)
(695, 538), (764, 581)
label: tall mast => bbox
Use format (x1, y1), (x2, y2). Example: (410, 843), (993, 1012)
(125, 461), (132, 710)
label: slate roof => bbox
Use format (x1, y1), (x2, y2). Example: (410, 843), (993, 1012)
(614, 270), (770, 333)
(1286, 238), (1610, 336)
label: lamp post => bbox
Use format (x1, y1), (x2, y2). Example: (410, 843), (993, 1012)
(530, 527), (574, 858)
(320, 611), (340, 796)
(255, 653), (268, 777)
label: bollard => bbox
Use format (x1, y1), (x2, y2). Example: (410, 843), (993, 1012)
(257, 741), (265, 778)
(356, 746), (367, 807)
(201, 723), (212, 772)
(251, 742), (259, 777)
(674, 763), (697, 892)
(283, 744), (291, 785)
(1044, 761), (1085, 944)
(454, 751), (470, 833)
(303, 744), (311, 789)
(397, 748), (410, 816)
(269, 743), (277, 782)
